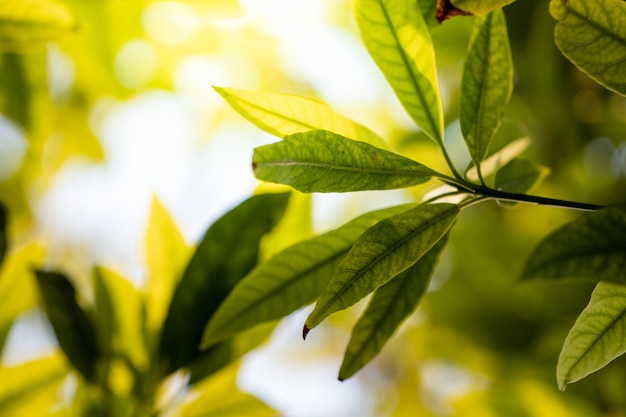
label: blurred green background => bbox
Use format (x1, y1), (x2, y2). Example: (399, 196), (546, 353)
(0, 0), (625, 416)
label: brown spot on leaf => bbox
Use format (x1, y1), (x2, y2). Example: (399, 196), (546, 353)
(436, 0), (472, 23)
(302, 325), (310, 340)
(252, 161), (257, 170)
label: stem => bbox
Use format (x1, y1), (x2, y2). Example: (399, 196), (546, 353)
(432, 174), (604, 212)
(439, 142), (463, 180)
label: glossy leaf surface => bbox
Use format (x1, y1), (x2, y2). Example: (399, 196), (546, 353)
(557, 281), (626, 390)
(0, 0), (74, 51)
(305, 203), (459, 334)
(522, 205), (626, 283)
(550, 0), (626, 96)
(253, 130), (434, 193)
(460, 10), (513, 168)
(34, 270), (100, 382)
(159, 192), (290, 373)
(355, 0), (443, 142)
(201, 203), (414, 347)
(215, 86), (388, 148)
(339, 236), (448, 380)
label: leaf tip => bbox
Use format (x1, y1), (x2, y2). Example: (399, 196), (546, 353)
(302, 325), (310, 340)
(436, 0), (472, 23)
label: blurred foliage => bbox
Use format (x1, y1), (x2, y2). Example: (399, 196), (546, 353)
(0, 0), (625, 416)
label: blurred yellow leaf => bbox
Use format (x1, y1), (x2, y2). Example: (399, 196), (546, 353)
(0, 353), (69, 416)
(143, 197), (190, 337)
(94, 267), (149, 372)
(0, 0), (75, 51)
(174, 362), (277, 417)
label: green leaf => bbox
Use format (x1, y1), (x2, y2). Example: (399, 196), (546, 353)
(252, 130), (435, 193)
(201, 203), (414, 348)
(94, 267), (149, 372)
(34, 270), (100, 383)
(304, 203), (459, 335)
(460, 10), (513, 170)
(338, 235), (448, 380)
(214, 86), (388, 149)
(465, 136), (531, 181)
(159, 192), (290, 373)
(557, 281), (626, 390)
(449, 0), (516, 15)
(0, 0), (75, 51)
(495, 158), (550, 195)
(174, 362), (277, 417)
(521, 205), (626, 283)
(0, 202), (6, 269)
(143, 197), (191, 338)
(355, 0), (444, 143)
(0, 354), (68, 413)
(550, 0), (626, 96)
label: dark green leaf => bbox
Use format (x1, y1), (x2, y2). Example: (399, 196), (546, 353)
(34, 270), (99, 383)
(557, 281), (626, 390)
(495, 158), (550, 205)
(460, 10), (513, 169)
(252, 130), (434, 193)
(201, 203), (414, 348)
(305, 203), (459, 335)
(338, 235), (448, 380)
(159, 192), (290, 373)
(550, 0), (626, 96)
(521, 205), (626, 283)
(355, 0), (444, 143)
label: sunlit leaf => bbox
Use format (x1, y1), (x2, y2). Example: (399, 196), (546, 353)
(34, 270), (100, 383)
(0, 0), (75, 51)
(159, 192), (290, 373)
(557, 281), (626, 390)
(201, 203), (414, 348)
(495, 158), (550, 203)
(339, 235), (448, 380)
(0, 354), (68, 414)
(355, 0), (444, 143)
(214, 86), (388, 148)
(173, 362), (277, 417)
(465, 136), (531, 181)
(521, 205), (626, 283)
(304, 203), (459, 335)
(252, 130), (435, 193)
(449, 0), (516, 15)
(94, 267), (149, 372)
(0, 242), (44, 350)
(550, 0), (626, 96)
(0, 202), (6, 268)
(460, 10), (513, 172)
(144, 197), (191, 338)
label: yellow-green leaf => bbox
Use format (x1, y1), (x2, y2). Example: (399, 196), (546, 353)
(355, 0), (444, 143)
(460, 10), (513, 171)
(214, 86), (388, 149)
(144, 197), (190, 337)
(550, 0), (626, 96)
(450, 0), (516, 15)
(94, 267), (149, 372)
(0, 0), (75, 51)
(557, 281), (626, 390)
(173, 362), (277, 417)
